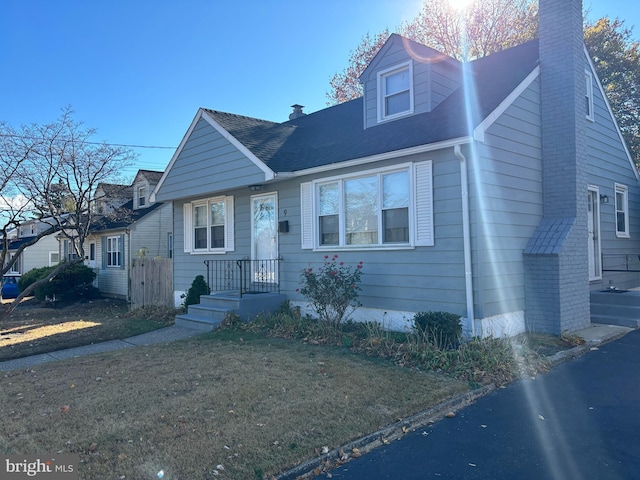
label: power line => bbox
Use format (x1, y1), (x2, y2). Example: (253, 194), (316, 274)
(0, 133), (176, 150)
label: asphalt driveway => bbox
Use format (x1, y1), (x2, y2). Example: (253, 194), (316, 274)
(331, 330), (640, 479)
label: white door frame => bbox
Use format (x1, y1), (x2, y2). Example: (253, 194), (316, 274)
(250, 192), (278, 284)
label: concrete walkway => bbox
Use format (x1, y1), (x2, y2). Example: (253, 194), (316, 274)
(0, 325), (202, 371)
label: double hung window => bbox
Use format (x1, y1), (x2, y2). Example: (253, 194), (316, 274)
(106, 236), (121, 267)
(585, 70), (594, 121)
(615, 183), (629, 238)
(302, 162), (432, 250)
(378, 62), (413, 121)
(184, 196), (234, 253)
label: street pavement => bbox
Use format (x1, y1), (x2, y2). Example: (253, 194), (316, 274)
(330, 330), (640, 479)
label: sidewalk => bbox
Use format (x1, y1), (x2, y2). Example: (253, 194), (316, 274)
(0, 325), (202, 371)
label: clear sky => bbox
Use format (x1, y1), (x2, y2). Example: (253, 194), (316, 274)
(1, 0), (638, 181)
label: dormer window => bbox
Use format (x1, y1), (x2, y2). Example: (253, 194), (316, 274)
(138, 186), (146, 207)
(378, 61), (413, 122)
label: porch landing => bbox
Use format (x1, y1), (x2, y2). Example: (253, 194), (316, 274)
(175, 291), (288, 331)
(590, 289), (640, 328)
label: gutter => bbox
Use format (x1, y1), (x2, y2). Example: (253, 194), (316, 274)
(454, 144), (476, 337)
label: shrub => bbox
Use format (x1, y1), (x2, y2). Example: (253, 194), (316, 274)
(18, 263), (98, 302)
(412, 311), (462, 349)
(298, 255), (363, 327)
(184, 274), (209, 308)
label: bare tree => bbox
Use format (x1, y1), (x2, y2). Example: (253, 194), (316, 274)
(1, 106), (135, 315)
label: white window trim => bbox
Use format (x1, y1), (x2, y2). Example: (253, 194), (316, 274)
(183, 195), (235, 254)
(377, 61), (414, 123)
(615, 183), (630, 238)
(106, 235), (122, 267)
(138, 185), (146, 207)
(585, 70), (595, 122)
(8, 254), (20, 274)
(49, 251), (60, 266)
(301, 161), (433, 251)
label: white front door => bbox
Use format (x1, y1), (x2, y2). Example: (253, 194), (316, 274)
(588, 187), (602, 280)
(251, 193), (278, 284)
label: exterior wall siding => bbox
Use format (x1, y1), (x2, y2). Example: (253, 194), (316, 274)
(173, 150), (468, 317)
(155, 118), (266, 202)
(20, 235), (59, 273)
(361, 38), (461, 129)
(471, 79), (543, 320)
(585, 58), (640, 290)
(92, 232), (129, 299)
(129, 203), (173, 259)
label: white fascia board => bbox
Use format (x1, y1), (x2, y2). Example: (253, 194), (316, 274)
(474, 65), (540, 143)
(286, 136), (472, 178)
(583, 46), (640, 182)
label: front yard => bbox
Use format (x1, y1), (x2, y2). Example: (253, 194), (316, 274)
(0, 298), (576, 479)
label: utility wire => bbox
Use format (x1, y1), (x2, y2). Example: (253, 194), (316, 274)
(0, 133), (176, 150)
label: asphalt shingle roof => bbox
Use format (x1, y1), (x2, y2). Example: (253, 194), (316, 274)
(90, 200), (164, 233)
(204, 39), (540, 173)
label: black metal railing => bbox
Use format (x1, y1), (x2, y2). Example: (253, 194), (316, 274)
(602, 254), (640, 272)
(204, 258), (281, 297)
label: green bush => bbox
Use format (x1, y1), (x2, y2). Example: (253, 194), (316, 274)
(184, 274), (209, 308)
(18, 263), (98, 302)
(298, 255), (363, 327)
(412, 311), (462, 348)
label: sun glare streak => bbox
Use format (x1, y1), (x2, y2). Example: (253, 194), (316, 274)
(457, 8), (586, 478)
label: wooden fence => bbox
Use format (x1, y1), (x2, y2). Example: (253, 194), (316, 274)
(130, 257), (173, 309)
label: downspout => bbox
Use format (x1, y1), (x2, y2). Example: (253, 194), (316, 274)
(454, 144), (476, 337)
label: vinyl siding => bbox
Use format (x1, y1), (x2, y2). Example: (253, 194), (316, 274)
(470, 78), (543, 319)
(17, 234), (60, 273)
(173, 149), (469, 317)
(129, 203), (173, 259)
(585, 58), (640, 289)
(361, 39), (461, 129)
(93, 232), (129, 299)
(154, 117), (266, 202)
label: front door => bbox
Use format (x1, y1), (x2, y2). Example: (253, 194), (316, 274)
(588, 187), (602, 280)
(251, 193), (278, 284)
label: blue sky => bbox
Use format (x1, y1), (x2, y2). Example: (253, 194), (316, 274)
(1, 0), (638, 181)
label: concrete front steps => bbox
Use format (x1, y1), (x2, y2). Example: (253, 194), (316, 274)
(590, 289), (640, 328)
(175, 291), (287, 331)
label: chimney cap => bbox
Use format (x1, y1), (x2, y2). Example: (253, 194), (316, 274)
(289, 104), (306, 120)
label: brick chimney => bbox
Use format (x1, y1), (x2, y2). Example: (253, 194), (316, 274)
(523, 0), (590, 334)
(289, 104), (306, 120)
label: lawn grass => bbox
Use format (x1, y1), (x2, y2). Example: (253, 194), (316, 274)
(0, 298), (176, 361)
(0, 330), (468, 479)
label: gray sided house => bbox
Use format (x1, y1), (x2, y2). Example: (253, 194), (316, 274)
(5, 219), (61, 275)
(85, 170), (172, 299)
(153, 0), (640, 336)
